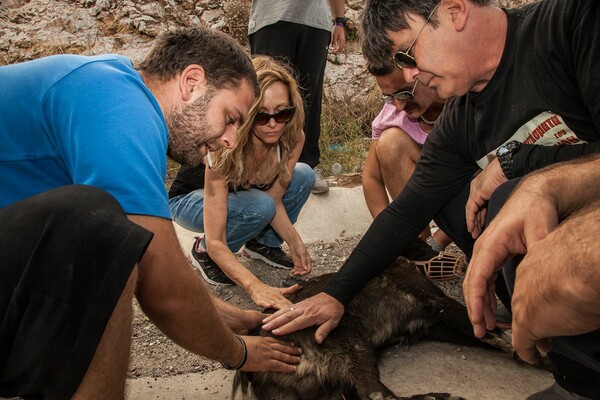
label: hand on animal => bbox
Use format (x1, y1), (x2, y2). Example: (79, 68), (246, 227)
(464, 179), (556, 338)
(228, 310), (267, 335)
(466, 162), (504, 239)
(236, 260), (520, 400)
(511, 203), (600, 364)
(248, 282), (300, 310)
(262, 292), (344, 343)
(240, 335), (302, 372)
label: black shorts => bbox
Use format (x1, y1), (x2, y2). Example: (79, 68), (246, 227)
(0, 185), (153, 399)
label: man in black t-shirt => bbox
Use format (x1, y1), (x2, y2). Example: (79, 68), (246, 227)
(261, 0), (600, 398)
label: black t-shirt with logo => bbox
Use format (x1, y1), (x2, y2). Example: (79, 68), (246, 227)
(325, 0), (600, 305)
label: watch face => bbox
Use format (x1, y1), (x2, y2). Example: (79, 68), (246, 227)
(498, 140), (519, 156)
(497, 146), (510, 156)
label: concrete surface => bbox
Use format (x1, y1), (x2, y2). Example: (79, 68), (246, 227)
(172, 186), (374, 247)
(127, 186), (554, 399)
(127, 342), (552, 400)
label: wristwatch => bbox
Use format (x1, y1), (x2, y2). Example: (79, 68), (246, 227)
(496, 140), (521, 179)
(333, 17), (348, 27)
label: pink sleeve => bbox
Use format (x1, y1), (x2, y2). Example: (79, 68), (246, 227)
(371, 103), (402, 140)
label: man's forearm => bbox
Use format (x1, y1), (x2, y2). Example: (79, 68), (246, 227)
(130, 215), (242, 366)
(520, 153), (600, 217)
(512, 142), (600, 178)
(213, 295), (262, 334)
(323, 186), (442, 305)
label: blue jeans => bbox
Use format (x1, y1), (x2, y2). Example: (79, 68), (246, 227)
(169, 163), (315, 252)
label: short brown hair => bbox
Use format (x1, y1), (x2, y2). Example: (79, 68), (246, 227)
(138, 27), (259, 96)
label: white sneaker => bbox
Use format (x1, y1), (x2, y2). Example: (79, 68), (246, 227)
(311, 167), (329, 194)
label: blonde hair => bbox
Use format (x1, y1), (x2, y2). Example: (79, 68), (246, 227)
(213, 55), (305, 189)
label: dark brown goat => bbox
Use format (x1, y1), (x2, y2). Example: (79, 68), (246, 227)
(233, 258), (517, 400)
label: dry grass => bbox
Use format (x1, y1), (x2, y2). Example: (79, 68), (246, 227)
(317, 88), (381, 176)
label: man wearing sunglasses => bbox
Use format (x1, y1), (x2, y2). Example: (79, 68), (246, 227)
(262, 0), (600, 398)
(364, 63), (457, 261)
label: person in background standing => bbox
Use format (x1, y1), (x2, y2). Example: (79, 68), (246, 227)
(246, 0), (347, 194)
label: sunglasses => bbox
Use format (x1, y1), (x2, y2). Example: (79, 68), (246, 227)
(393, 2), (440, 70)
(254, 107), (295, 126)
(381, 80), (418, 104)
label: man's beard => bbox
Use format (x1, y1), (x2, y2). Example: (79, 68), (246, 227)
(166, 89), (215, 166)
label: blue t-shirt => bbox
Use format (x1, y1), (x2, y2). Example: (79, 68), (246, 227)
(0, 54), (171, 218)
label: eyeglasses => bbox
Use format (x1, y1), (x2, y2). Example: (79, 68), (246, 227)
(393, 2), (440, 70)
(254, 107), (295, 126)
(381, 80), (418, 104)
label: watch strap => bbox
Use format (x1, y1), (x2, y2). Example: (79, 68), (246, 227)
(334, 17), (348, 27)
(497, 141), (521, 180)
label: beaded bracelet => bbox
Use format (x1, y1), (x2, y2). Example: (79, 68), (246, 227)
(220, 335), (248, 370)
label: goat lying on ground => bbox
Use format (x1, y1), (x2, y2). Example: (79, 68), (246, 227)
(233, 258), (522, 400)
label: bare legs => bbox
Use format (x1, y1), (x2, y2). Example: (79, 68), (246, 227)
(72, 267), (138, 400)
(371, 127), (451, 248)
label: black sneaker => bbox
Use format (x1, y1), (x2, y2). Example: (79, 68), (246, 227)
(188, 238), (234, 286)
(242, 238), (293, 270)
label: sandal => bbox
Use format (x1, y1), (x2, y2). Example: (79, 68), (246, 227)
(414, 252), (465, 281)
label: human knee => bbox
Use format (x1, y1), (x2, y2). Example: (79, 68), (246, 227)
(241, 191), (276, 221)
(376, 128), (419, 164)
(291, 162), (316, 189)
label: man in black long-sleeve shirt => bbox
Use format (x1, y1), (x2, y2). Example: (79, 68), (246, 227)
(263, 0), (600, 398)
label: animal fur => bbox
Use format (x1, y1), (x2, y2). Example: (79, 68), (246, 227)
(232, 258), (520, 400)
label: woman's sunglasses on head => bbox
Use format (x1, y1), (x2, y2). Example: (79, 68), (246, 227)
(254, 107), (295, 126)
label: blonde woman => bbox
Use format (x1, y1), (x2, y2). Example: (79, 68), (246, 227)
(169, 56), (314, 309)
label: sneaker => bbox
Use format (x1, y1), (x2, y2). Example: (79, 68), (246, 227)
(311, 167), (329, 194)
(526, 383), (595, 400)
(242, 238), (293, 269)
(188, 238), (234, 286)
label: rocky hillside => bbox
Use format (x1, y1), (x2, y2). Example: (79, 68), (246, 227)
(0, 0), (373, 101)
(0, 0), (531, 101)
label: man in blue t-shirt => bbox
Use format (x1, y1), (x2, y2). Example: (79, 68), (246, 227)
(0, 27), (301, 399)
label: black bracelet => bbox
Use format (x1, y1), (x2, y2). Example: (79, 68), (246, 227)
(333, 17), (348, 27)
(220, 335), (248, 370)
